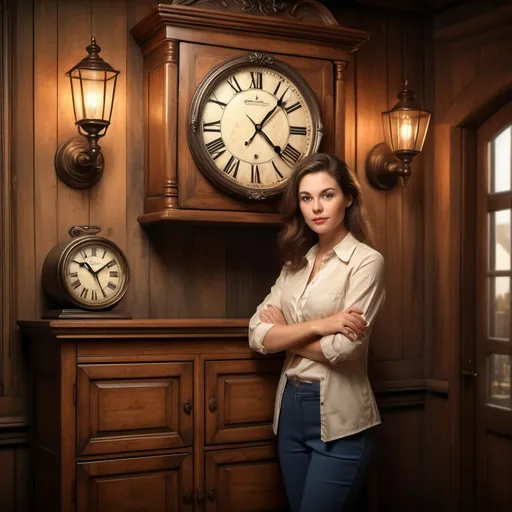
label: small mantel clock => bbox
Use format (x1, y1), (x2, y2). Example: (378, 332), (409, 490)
(41, 225), (130, 318)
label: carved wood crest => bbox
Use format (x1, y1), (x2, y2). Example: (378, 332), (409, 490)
(171, 0), (338, 26)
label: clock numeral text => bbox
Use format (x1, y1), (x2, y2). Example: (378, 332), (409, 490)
(109, 271), (119, 278)
(205, 138), (226, 160)
(290, 126), (307, 136)
(250, 72), (263, 89)
(69, 272), (78, 278)
(285, 102), (302, 115)
(107, 281), (117, 291)
(223, 156), (240, 178)
(80, 288), (89, 299)
(91, 290), (98, 301)
(208, 99), (227, 109)
(227, 76), (243, 94)
(91, 247), (97, 257)
(80, 250), (87, 259)
(273, 81), (284, 96)
(203, 120), (221, 133)
(281, 143), (302, 167)
(106, 259), (117, 268)
(272, 161), (284, 181)
(71, 279), (81, 290)
(251, 164), (261, 184)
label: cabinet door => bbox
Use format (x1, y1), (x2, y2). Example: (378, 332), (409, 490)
(204, 445), (287, 512)
(77, 362), (193, 455)
(77, 453), (193, 512)
(205, 359), (281, 444)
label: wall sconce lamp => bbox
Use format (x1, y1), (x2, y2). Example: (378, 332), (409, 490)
(366, 81), (431, 190)
(55, 37), (120, 189)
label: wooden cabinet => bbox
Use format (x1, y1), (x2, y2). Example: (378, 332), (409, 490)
(19, 319), (287, 511)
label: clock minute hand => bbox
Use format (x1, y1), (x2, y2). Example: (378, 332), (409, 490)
(258, 102), (279, 128)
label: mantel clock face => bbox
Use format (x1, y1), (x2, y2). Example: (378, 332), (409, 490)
(188, 53), (324, 200)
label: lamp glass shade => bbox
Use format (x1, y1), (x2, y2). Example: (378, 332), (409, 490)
(382, 108), (431, 153)
(69, 68), (117, 123)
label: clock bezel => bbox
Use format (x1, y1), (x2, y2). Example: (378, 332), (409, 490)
(187, 52), (324, 201)
(42, 234), (130, 311)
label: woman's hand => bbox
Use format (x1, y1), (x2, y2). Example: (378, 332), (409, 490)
(260, 305), (287, 325)
(313, 306), (367, 340)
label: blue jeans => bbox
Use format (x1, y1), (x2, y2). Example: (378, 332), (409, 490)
(277, 379), (375, 512)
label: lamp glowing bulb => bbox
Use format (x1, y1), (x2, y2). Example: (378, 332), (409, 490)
(400, 117), (413, 145)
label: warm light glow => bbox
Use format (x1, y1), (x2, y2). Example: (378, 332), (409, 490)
(83, 79), (104, 120)
(400, 117), (412, 144)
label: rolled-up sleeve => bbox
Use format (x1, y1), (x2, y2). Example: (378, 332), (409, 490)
(320, 252), (386, 364)
(248, 267), (287, 355)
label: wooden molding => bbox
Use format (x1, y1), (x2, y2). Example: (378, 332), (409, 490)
(130, 4), (369, 54)
(1, 0), (16, 400)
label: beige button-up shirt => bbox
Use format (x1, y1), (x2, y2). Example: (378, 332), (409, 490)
(248, 232), (386, 442)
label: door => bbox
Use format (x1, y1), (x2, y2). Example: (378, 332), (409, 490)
(475, 101), (512, 511)
(76, 453), (193, 512)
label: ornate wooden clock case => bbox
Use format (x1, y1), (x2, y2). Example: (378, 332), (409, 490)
(131, 0), (369, 226)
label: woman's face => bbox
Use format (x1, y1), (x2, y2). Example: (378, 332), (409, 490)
(298, 171), (351, 237)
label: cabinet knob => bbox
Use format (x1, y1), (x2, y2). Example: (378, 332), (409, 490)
(183, 489), (193, 502)
(197, 488), (204, 503)
(183, 400), (192, 414)
(208, 488), (216, 500)
(208, 396), (217, 412)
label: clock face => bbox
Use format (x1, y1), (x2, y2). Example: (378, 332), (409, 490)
(61, 239), (129, 309)
(189, 54), (323, 199)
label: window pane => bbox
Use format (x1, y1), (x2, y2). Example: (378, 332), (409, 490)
(488, 277), (510, 339)
(487, 354), (511, 410)
(489, 210), (511, 271)
(491, 125), (511, 193)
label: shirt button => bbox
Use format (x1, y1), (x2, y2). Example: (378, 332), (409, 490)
(321, 377), (325, 381)
(320, 402), (324, 406)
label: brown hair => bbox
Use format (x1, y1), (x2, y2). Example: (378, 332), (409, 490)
(278, 152), (374, 271)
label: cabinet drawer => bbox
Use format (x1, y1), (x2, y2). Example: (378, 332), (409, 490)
(205, 359), (281, 445)
(205, 444), (287, 512)
(77, 362), (193, 456)
(77, 453), (193, 512)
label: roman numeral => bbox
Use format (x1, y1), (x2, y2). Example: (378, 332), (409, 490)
(250, 72), (263, 89)
(91, 290), (98, 301)
(69, 272), (78, 278)
(109, 271), (119, 278)
(80, 288), (89, 299)
(273, 81), (283, 96)
(223, 156), (240, 178)
(102, 250), (106, 259)
(91, 247), (97, 257)
(205, 138), (226, 160)
(281, 143), (302, 167)
(106, 259), (117, 268)
(227, 76), (243, 94)
(203, 120), (221, 133)
(80, 250), (87, 259)
(107, 281), (117, 291)
(71, 279), (81, 289)
(251, 164), (261, 184)
(272, 161), (284, 180)
(290, 126), (307, 136)
(285, 102), (302, 115)
(207, 99), (227, 109)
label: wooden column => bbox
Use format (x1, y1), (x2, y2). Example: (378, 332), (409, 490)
(334, 60), (348, 159)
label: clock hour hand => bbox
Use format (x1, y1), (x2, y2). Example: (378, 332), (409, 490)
(73, 259), (96, 276)
(245, 114), (259, 146)
(258, 128), (282, 155)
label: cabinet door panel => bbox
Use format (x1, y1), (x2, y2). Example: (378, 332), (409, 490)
(77, 362), (193, 455)
(205, 445), (287, 512)
(205, 359), (281, 444)
(77, 453), (193, 512)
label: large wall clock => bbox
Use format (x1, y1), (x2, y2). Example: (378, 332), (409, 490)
(131, 1), (369, 225)
(188, 52), (324, 201)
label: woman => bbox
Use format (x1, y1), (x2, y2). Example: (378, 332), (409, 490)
(248, 153), (385, 512)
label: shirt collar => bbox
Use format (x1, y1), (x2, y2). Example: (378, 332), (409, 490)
(305, 232), (360, 264)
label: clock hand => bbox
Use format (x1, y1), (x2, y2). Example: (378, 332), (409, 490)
(73, 259), (96, 276)
(244, 114), (259, 146)
(92, 271), (107, 297)
(92, 261), (112, 275)
(258, 102), (279, 128)
(258, 128), (282, 155)
(276, 87), (289, 107)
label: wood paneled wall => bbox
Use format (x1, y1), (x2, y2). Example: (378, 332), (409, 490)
(1, 0), (429, 510)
